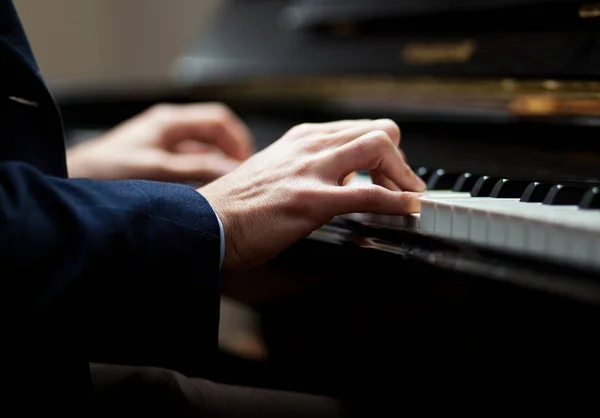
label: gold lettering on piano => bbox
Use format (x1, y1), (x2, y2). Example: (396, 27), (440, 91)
(510, 95), (600, 116)
(401, 40), (476, 65)
(579, 3), (600, 18)
(205, 75), (600, 118)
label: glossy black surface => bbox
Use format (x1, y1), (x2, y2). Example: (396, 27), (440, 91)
(416, 166), (433, 184)
(283, 0), (582, 32)
(222, 221), (600, 404)
(323, 217), (600, 302)
(490, 178), (532, 198)
(173, 0), (600, 83)
(470, 175), (501, 197)
(426, 169), (462, 190)
(57, 87), (600, 407)
(54, 0), (600, 401)
(580, 186), (600, 209)
(520, 181), (555, 202)
(543, 184), (593, 205)
(452, 172), (479, 192)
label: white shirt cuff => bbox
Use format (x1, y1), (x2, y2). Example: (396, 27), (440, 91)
(214, 211), (225, 269)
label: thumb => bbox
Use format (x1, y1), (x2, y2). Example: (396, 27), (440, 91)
(331, 185), (423, 216)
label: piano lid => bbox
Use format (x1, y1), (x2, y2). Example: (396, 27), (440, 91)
(170, 0), (600, 122)
(279, 0), (585, 31)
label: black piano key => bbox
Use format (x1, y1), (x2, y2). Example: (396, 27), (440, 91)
(519, 182), (555, 202)
(452, 173), (479, 192)
(416, 166), (433, 183)
(542, 184), (592, 205)
(470, 175), (501, 197)
(579, 186), (600, 209)
(426, 169), (462, 190)
(490, 179), (532, 198)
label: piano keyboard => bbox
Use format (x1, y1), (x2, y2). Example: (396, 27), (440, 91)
(343, 168), (600, 271)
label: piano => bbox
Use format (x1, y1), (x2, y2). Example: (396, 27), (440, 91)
(58, 0), (600, 407)
(168, 0), (600, 279)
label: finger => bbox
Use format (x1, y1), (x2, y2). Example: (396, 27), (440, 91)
(342, 170), (399, 191)
(159, 152), (242, 182)
(157, 103), (254, 160)
(370, 171), (400, 192)
(398, 147), (407, 164)
(327, 118), (401, 147)
(328, 185), (422, 215)
(173, 140), (214, 154)
(287, 119), (372, 136)
(327, 130), (426, 192)
(342, 171), (356, 186)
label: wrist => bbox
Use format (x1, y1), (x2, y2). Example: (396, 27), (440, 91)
(197, 185), (239, 270)
(66, 142), (94, 178)
(67, 139), (117, 180)
(211, 200), (226, 269)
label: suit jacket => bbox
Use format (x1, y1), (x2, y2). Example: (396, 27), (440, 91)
(1, 1), (221, 414)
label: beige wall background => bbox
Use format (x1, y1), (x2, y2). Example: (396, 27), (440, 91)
(13, 0), (226, 90)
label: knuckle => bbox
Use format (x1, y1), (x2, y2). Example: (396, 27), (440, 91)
(380, 119), (400, 139)
(365, 130), (391, 149)
(288, 123), (315, 137)
(148, 103), (176, 120)
(288, 185), (325, 220)
(206, 102), (233, 120)
(299, 135), (327, 153)
(361, 186), (383, 203)
(322, 131), (342, 143)
(351, 186), (380, 210)
(205, 116), (228, 133)
(138, 366), (183, 390)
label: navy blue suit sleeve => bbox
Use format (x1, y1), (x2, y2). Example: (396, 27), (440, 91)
(0, 161), (221, 318)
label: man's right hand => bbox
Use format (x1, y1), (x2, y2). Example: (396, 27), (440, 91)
(198, 119), (426, 270)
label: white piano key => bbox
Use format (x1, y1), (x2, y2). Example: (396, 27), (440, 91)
(494, 203), (599, 267)
(593, 238), (600, 268)
(506, 212), (528, 252)
(527, 217), (548, 254)
(568, 229), (592, 264)
(346, 173), (372, 186)
(350, 173), (600, 270)
(469, 206), (491, 245)
(550, 210), (600, 268)
(423, 190), (471, 198)
(421, 196), (477, 238)
(442, 198), (519, 246)
(421, 196), (600, 268)
(420, 196), (516, 241)
(488, 211), (508, 247)
(451, 205), (471, 240)
(419, 197), (437, 233)
(435, 203), (454, 238)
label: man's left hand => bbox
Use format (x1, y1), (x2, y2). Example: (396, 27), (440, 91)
(67, 102), (254, 183)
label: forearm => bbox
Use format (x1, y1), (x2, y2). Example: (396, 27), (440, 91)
(65, 142), (86, 178)
(66, 140), (106, 179)
(0, 161), (221, 315)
